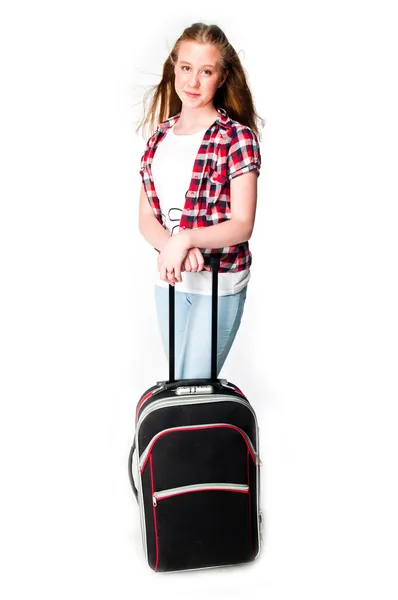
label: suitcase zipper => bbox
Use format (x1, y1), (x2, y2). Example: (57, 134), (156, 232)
(152, 483), (249, 506)
(139, 422), (260, 472)
(136, 394), (258, 442)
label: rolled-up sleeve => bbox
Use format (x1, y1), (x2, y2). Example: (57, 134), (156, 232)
(139, 153), (145, 176)
(139, 131), (157, 178)
(227, 126), (261, 180)
(139, 140), (150, 178)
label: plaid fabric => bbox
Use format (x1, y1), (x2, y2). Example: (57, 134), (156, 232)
(139, 106), (261, 273)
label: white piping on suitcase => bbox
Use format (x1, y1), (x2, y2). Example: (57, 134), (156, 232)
(134, 394), (262, 569)
(136, 449), (148, 561)
(152, 483), (249, 505)
(139, 422), (260, 471)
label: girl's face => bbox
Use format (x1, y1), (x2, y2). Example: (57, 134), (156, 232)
(173, 41), (227, 109)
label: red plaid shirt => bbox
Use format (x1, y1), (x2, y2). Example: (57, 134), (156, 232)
(139, 106), (261, 273)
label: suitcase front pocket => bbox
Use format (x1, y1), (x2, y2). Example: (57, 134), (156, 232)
(139, 423), (258, 572)
(152, 482), (253, 571)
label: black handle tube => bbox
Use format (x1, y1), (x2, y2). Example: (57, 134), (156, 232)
(169, 281), (175, 384)
(168, 253), (222, 385)
(211, 260), (219, 381)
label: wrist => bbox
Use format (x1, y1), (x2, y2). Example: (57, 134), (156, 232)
(158, 231), (172, 252)
(177, 229), (191, 250)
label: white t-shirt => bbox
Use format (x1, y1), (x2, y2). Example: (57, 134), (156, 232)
(151, 123), (250, 296)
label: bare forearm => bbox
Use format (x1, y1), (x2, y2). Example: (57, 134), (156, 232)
(139, 215), (171, 252)
(185, 218), (251, 250)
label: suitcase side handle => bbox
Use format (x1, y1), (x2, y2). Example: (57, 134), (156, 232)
(168, 253), (222, 385)
(128, 438), (138, 502)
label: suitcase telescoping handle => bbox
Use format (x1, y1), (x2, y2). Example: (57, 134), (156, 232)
(168, 253), (222, 386)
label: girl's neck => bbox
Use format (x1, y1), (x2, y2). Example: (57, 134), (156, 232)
(175, 106), (219, 134)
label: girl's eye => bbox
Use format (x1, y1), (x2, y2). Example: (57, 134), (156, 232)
(181, 66), (212, 76)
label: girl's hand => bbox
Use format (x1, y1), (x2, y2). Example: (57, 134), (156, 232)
(157, 238), (211, 286)
(182, 248), (211, 274)
(157, 232), (191, 285)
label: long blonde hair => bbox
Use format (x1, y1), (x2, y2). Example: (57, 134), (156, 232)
(135, 22), (264, 140)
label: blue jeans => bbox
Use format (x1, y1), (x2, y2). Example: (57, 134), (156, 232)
(154, 284), (248, 380)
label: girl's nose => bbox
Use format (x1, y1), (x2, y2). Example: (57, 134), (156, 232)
(190, 73), (200, 86)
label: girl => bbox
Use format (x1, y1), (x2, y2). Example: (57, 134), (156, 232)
(137, 22), (263, 380)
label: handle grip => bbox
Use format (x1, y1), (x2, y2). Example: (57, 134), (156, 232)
(128, 439), (138, 502)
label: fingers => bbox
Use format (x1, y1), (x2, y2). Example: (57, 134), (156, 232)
(183, 257), (191, 272)
(181, 250), (196, 272)
(192, 248), (205, 271)
(184, 248), (212, 272)
(187, 253), (198, 272)
(174, 263), (182, 283)
(157, 252), (182, 286)
(159, 264), (176, 286)
(161, 265), (171, 285)
(194, 249), (211, 271)
(158, 248), (211, 286)
(167, 271), (176, 285)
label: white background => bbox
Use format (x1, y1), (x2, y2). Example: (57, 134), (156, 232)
(1, 1), (397, 598)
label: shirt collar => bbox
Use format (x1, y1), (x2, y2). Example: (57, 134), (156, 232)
(157, 106), (232, 132)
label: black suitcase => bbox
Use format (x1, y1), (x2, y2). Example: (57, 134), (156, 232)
(128, 253), (263, 573)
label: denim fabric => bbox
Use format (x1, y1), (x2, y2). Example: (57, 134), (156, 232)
(154, 284), (248, 380)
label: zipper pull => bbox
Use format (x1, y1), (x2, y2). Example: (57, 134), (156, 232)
(153, 495), (157, 507)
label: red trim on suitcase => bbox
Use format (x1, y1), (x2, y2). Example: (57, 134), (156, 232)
(136, 389), (156, 422)
(229, 383), (247, 400)
(150, 454), (159, 571)
(140, 424), (256, 474)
